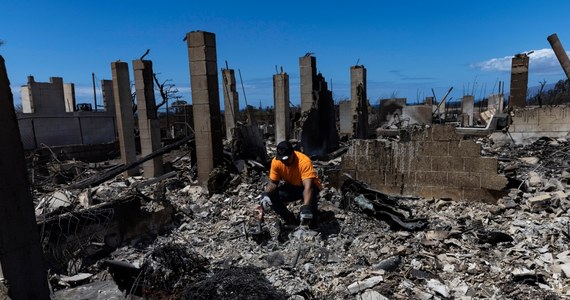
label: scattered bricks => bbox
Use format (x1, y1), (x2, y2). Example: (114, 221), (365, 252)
(449, 140), (481, 157)
(528, 194), (552, 211)
(419, 141), (449, 156)
(463, 188), (498, 204)
(552, 191), (568, 201)
(432, 156), (464, 172)
(416, 171), (447, 187)
(464, 157), (498, 174)
(412, 156), (431, 171)
(528, 171), (542, 187)
(431, 124), (460, 141)
(481, 174), (508, 191)
(448, 172), (481, 188)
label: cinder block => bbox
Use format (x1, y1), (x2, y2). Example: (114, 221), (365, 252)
(356, 155), (372, 171)
(190, 61), (218, 76)
(431, 124), (460, 141)
(419, 141), (449, 156)
(188, 46), (217, 62)
(359, 170), (384, 186)
(341, 155), (356, 170)
(400, 172), (416, 187)
(186, 31), (216, 48)
(411, 156), (431, 171)
(528, 194), (551, 208)
(432, 156), (464, 172)
(463, 188), (498, 204)
(448, 172), (481, 188)
(190, 74), (219, 93)
(464, 157), (497, 173)
(481, 174), (508, 191)
(416, 171), (447, 187)
(190, 80), (220, 101)
(449, 140), (481, 157)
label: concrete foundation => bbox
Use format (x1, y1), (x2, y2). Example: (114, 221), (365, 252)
(133, 60), (163, 178)
(342, 125), (507, 203)
(186, 31), (224, 186)
(273, 71), (290, 143)
(509, 53), (529, 108)
(0, 55), (50, 299)
(222, 69), (239, 141)
(506, 105), (570, 144)
(111, 62), (138, 177)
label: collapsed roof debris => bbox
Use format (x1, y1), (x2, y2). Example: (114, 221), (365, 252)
(20, 133), (563, 299)
(3, 32), (570, 300)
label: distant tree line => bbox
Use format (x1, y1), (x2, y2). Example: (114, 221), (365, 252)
(528, 79), (570, 106)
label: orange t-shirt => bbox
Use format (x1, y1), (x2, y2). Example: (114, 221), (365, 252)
(269, 150), (322, 190)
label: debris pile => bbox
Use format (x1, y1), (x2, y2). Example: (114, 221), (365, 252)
(14, 135), (570, 299)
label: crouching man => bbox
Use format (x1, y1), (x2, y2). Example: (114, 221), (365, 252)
(260, 141), (321, 227)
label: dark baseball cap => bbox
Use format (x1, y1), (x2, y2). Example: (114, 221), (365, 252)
(276, 141), (294, 161)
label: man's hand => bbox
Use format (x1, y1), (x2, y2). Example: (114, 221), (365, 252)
(259, 193), (272, 211)
(299, 205), (313, 223)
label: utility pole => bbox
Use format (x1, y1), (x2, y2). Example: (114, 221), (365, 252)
(92, 72), (98, 112)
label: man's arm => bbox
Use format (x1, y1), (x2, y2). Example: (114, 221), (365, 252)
(302, 178), (314, 205)
(265, 180), (279, 194)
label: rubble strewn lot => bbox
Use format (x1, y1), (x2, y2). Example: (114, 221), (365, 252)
(3, 136), (570, 299)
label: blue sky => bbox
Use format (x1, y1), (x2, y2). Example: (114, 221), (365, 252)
(2, 0), (570, 109)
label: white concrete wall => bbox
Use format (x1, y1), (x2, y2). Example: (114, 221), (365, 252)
(20, 86), (33, 113)
(63, 83), (76, 112)
(509, 105), (570, 144)
(17, 115), (116, 149)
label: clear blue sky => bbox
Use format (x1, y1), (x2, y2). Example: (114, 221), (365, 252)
(2, 0), (569, 109)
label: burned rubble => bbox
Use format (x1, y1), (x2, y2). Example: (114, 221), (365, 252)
(0, 132), (563, 300)
(3, 32), (570, 300)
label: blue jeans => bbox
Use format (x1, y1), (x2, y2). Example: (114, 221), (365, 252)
(268, 183), (319, 223)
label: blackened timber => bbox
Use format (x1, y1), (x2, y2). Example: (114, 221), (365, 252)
(69, 135), (194, 189)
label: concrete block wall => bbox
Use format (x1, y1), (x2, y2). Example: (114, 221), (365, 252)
(508, 105), (570, 144)
(341, 124), (507, 203)
(17, 115), (116, 150)
(21, 76), (66, 115)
